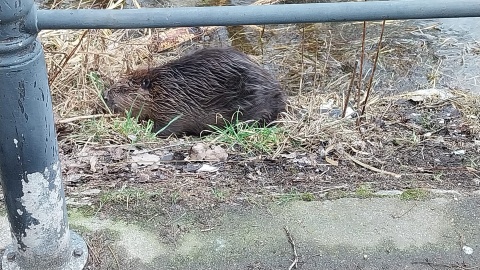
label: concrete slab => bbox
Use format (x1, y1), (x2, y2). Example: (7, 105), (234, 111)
(1, 195), (479, 269)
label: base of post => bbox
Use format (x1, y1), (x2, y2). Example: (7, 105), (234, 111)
(1, 231), (88, 270)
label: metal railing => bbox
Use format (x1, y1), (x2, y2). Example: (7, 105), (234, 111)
(0, 0), (479, 269)
(35, 0), (480, 30)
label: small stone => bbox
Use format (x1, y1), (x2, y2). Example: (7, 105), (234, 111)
(127, 134), (137, 142)
(131, 153), (160, 165)
(462, 245), (473, 255)
(204, 145), (228, 161)
(183, 163), (202, 173)
(473, 178), (480, 186)
(160, 153), (174, 161)
(73, 248), (83, 257)
(197, 164), (219, 173)
(374, 190), (402, 196)
(7, 252), (16, 261)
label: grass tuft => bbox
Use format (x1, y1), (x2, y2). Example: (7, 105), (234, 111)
(276, 190), (315, 204)
(400, 189), (430, 201)
(355, 184), (374, 198)
(207, 111), (286, 155)
(100, 188), (161, 206)
(112, 110), (157, 143)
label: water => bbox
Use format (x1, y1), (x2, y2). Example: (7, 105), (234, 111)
(35, 0), (480, 93)
(172, 0), (480, 93)
(434, 18), (480, 92)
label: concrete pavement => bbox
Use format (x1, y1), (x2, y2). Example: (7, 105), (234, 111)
(0, 192), (479, 269)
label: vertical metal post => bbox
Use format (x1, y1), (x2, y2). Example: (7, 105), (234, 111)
(0, 0), (88, 269)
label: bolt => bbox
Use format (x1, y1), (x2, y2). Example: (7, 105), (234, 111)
(6, 252), (16, 262)
(73, 248), (83, 257)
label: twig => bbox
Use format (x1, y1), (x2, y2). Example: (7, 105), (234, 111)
(359, 20), (386, 122)
(56, 114), (117, 124)
(355, 19), (368, 120)
(251, 0), (284, 5)
(313, 184), (348, 194)
(391, 203), (417, 219)
(107, 244), (121, 270)
(49, 30), (89, 84)
(85, 240), (100, 265)
(342, 60), (358, 118)
(412, 259), (477, 269)
(344, 151), (401, 178)
(298, 24), (305, 96)
(284, 226), (299, 270)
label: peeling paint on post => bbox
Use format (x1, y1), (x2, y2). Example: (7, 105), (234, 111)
(0, 0), (87, 269)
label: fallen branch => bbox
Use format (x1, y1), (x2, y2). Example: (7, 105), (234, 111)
(344, 152), (401, 178)
(56, 114), (117, 124)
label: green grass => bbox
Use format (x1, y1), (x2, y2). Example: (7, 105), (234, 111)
(75, 117), (111, 142)
(355, 184), (374, 198)
(212, 188), (230, 202)
(112, 110), (157, 143)
(100, 188), (161, 206)
(400, 188), (429, 201)
(276, 191), (315, 205)
(170, 192), (181, 205)
(69, 204), (98, 218)
(325, 190), (348, 200)
(88, 71), (109, 113)
(87, 70), (182, 142)
(419, 112), (437, 131)
(206, 112), (285, 155)
(113, 107), (183, 142)
(70, 114), (158, 144)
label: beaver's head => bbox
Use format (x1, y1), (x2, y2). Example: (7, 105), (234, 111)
(103, 69), (154, 120)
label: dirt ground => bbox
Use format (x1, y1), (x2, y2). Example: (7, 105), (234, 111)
(59, 88), (480, 269)
(62, 90), (480, 212)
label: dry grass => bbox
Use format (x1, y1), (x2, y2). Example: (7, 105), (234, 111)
(40, 3), (480, 158)
(42, 26), (364, 155)
(42, 28), (169, 118)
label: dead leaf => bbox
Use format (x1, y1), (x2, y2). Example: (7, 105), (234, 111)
(197, 164), (219, 173)
(204, 145), (228, 161)
(188, 143), (208, 160)
(405, 88), (454, 102)
(131, 153), (160, 165)
(188, 143), (228, 161)
(89, 156), (98, 172)
(325, 156), (339, 166)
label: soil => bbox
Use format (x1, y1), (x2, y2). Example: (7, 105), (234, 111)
(59, 90), (480, 269)
(62, 93), (480, 214)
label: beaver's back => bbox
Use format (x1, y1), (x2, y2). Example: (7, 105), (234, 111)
(105, 47), (286, 136)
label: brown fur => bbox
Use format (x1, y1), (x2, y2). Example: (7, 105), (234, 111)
(104, 47), (286, 136)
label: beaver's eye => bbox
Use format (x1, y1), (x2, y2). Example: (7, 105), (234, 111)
(140, 78), (151, 90)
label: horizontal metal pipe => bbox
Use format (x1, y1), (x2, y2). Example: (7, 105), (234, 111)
(36, 0), (480, 30)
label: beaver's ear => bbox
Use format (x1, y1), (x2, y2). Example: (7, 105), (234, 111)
(140, 78), (152, 90)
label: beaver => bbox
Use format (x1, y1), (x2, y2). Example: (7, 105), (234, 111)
(104, 47), (286, 137)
